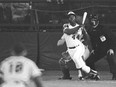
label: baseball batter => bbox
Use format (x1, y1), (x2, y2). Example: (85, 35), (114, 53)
(0, 43), (43, 87)
(57, 11), (100, 80)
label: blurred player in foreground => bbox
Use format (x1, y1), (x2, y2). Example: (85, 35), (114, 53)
(0, 43), (44, 87)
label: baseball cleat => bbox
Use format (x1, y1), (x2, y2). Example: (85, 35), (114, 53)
(112, 76), (116, 80)
(94, 74), (100, 80)
(89, 74), (100, 80)
(79, 76), (85, 80)
(112, 74), (116, 80)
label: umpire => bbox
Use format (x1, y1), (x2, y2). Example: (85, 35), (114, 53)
(86, 14), (116, 80)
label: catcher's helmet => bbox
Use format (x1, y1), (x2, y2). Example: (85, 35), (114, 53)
(90, 14), (99, 21)
(90, 14), (99, 27)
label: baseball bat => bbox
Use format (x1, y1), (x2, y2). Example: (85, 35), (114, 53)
(82, 12), (87, 24)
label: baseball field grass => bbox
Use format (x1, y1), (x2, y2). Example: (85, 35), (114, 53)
(42, 70), (116, 87)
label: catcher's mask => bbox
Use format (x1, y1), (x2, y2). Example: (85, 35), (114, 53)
(90, 14), (99, 27)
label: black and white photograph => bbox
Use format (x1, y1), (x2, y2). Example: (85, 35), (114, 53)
(0, 0), (116, 87)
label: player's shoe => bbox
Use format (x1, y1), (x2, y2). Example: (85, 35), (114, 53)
(58, 76), (72, 80)
(91, 74), (100, 80)
(95, 74), (100, 80)
(112, 77), (116, 80)
(86, 74), (100, 80)
(88, 69), (100, 80)
(112, 74), (116, 80)
(78, 76), (85, 80)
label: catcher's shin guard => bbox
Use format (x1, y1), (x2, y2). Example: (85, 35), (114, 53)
(59, 51), (72, 80)
(59, 67), (72, 80)
(59, 59), (71, 79)
(112, 73), (116, 80)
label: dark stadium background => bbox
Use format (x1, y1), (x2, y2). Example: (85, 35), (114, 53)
(0, 0), (116, 72)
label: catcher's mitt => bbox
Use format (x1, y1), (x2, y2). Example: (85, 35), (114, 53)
(62, 51), (71, 62)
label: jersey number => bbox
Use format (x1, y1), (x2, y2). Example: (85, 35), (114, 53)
(9, 62), (23, 73)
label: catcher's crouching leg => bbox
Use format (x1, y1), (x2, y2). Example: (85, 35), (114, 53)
(59, 52), (72, 80)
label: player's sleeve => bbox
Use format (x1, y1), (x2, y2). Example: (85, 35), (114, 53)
(0, 63), (3, 77)
(61, 34), (66, 40)
(57, 34), (65, 46)
(0, 62), (4, 84)
(29, 61), (44, 87)
(0, 59), (6, 74)
(30, 61), (42, 77)
(63, 23), (69, 32)
(0, 60), (6, 79)
(64, 25), (81, 35)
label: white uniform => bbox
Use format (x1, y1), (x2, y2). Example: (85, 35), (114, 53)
(0, 56), (42, 87)
(62, 23), (90, 73)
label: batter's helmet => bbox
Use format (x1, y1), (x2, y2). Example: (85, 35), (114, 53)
(67, 11), (76, 16)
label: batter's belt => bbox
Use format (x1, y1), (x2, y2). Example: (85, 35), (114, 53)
(68, 45), (79, 49)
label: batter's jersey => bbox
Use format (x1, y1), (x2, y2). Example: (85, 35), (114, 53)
(0, 56), (42, 82)
(62, 23), (83, 47)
